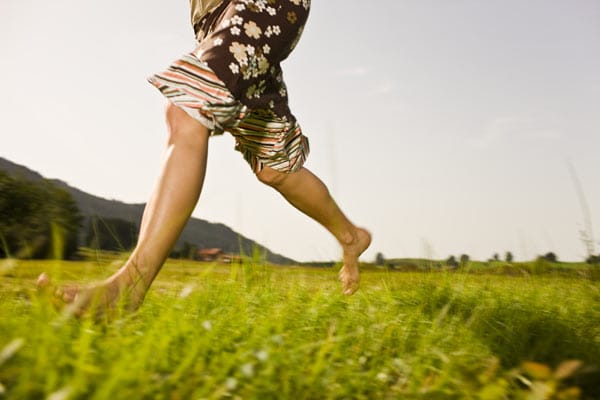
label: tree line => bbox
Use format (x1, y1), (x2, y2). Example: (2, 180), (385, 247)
(3, 169), (600, 264)
(375, 248), (600, 268)
(0, 171), (141, 260)
(0, 170), (82, 259)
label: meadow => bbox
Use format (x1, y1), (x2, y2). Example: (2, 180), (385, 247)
(0, 253), (599, 399)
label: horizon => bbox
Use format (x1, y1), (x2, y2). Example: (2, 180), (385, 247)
(0, 155), (591, 264)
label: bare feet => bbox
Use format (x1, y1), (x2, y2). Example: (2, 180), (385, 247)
(36, 272), (145, 319)
(338, 227), (372, 296)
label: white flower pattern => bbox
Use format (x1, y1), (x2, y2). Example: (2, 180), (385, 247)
(193, 0), (311, 119)
(244, 21), (262, 39)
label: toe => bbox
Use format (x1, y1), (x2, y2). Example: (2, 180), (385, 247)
(343, 282), (359, 296)
(61, 287), (79, 303)
(62, 291), (74, 303)
(37, 273), (50, 290)
(340, 271), (360, 296)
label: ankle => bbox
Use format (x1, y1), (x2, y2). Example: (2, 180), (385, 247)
(108, 264), (144, 290)
(338, 229), (357, 247)
(115, 253), (153, 283)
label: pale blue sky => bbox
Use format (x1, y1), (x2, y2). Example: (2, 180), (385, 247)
(2, 0), (599, 262)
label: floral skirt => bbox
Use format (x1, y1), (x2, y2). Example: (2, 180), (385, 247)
(147, 0), (311, 174)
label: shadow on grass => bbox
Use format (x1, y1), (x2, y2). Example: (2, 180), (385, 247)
(413, 279), (600, 397)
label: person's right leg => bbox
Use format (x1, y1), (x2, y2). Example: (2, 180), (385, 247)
(38, 101), (210, 316)
(256, 166), (371, 295)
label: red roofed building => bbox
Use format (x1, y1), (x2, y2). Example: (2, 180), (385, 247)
(197, 248), (224, 261)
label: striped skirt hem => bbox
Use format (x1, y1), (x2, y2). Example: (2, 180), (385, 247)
(147, 52), (244, 135)
(147, 51), (310, 174)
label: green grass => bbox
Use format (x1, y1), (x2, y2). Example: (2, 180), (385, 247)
(1, 256), (599, 399)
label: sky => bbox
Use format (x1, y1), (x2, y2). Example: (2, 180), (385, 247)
(1, 0), (599, 263)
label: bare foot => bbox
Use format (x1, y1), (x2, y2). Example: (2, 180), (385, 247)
(338, 227), (372, 296)
(36, 272), (145, 319)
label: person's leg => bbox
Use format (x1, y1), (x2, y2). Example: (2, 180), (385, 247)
(38, 101), (211, 314)
(256, 166), (371, 295)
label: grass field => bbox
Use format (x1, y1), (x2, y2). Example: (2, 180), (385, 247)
(1, 254), (599, 399)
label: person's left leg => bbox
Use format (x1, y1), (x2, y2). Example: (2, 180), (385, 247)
(38, 101), (211, 316)
(256, 166), (371, 295)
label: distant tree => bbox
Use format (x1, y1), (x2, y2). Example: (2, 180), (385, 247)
(0, 171), (83, 259)
(459, 254), (470, 267)
(493, 253), (500, 261)
(505, 251), (514, 263)
(542, 252), (558, 263)
(180, 241), (198, 260)
(375, 252), (385, 266)
(0, 172), (46, 258)
(446, 255), (459, 268)
(46, 183), (82, 259)
(586, 254), (600, 265)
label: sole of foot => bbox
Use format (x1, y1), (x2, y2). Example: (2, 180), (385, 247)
(339, 227), (372, 296)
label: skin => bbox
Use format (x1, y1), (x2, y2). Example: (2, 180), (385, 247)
(37, 101), (371, 317)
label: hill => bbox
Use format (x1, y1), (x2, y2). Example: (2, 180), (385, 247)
(0, 157), (296, 264)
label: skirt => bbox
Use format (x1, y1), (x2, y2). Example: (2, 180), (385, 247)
(147, 0), (311, 174)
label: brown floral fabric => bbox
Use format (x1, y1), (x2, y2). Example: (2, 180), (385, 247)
(192, 0), (310, 122)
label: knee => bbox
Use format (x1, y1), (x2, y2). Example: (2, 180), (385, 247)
(256, 166), (289, 188)
(164, 101), (208, 146)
